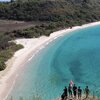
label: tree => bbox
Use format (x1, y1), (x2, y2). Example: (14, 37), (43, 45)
(0, 61), (6, 70)
(16, 0), (22, 3)
(11, 0), (14, 3)
(83, 0), (88, 3)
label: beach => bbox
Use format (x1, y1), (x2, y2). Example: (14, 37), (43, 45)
(0, 21), (100, 100)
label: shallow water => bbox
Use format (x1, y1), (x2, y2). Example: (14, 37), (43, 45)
(8, 25), (100, 100)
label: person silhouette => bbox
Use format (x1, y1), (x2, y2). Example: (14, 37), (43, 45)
(73, 84), (77, 98)
(61, 92), (65, 100)
(61, 86), (68, 100)
(68, 84), (72, 97)
(85, 86), (90, 98)
(78, 86), (82, 99)
(64, 86), (68, 99)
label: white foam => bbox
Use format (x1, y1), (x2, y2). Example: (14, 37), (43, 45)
(28, 55), (34, 61)
(54, 37), (58, 39)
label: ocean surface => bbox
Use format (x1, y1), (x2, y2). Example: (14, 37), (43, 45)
(8, 25), (100, 100)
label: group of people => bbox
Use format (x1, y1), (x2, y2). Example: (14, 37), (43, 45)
(61, 82), (90, 100)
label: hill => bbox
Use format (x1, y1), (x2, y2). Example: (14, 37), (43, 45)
(0, 20), (35, 32)
(0, 0), (100, 24)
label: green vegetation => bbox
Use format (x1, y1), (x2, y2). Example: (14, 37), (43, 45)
(11, 24), (53, 38)
(10, 22), (65, 38)
(0, 33), (23, 71)
(0, 0), (100, 23)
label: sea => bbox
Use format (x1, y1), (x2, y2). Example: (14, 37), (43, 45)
(7, 24), (100, 100)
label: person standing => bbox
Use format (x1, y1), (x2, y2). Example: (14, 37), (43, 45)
(68, 84), (72, 97)
(64, 86), (68, 99)
(85, 86), (90, 98)
(61, 86), (68, 100)
(78, 86), (82, 99)
(61, 92), (65, 100)
(73, 84), (77, 98)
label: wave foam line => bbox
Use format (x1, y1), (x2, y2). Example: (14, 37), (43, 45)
(28, 46), (45, 62)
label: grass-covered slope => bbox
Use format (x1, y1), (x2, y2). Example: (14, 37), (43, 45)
(0, 0), (100, 23)
(0, 33), (23, 71)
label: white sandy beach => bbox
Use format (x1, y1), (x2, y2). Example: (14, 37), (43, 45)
(0, 21), (100, 100)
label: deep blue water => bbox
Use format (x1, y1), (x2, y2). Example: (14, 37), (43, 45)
(8, 25), (100, 100)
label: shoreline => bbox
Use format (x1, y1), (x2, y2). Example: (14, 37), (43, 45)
(0, 21), (100, 100)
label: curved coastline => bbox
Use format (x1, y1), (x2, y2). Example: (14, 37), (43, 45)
(0, 21), (100, 100)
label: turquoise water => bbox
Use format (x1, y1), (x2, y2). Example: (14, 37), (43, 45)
(8, 25), (100, 100)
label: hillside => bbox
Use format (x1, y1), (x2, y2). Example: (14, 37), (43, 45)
(0, 20), (35, 32)
(0, 0), (100, 24)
